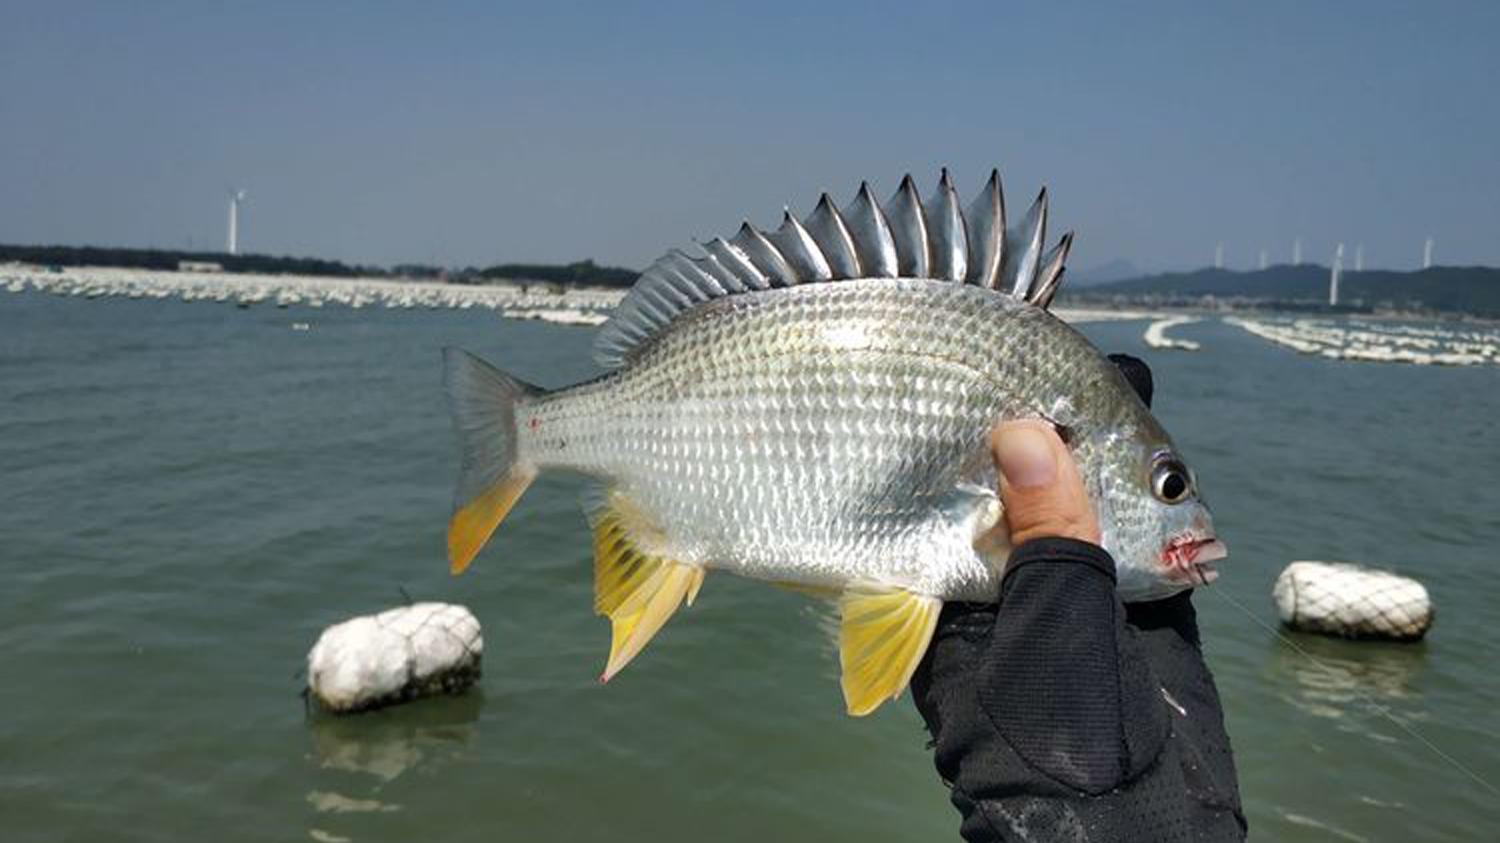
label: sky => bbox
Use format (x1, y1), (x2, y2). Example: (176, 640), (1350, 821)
(2, 1), (1497, 274)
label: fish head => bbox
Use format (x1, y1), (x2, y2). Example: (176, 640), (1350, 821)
(1090, 413), (1227, 602)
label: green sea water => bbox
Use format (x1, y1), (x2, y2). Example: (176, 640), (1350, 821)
(2, 293), (1497, 841)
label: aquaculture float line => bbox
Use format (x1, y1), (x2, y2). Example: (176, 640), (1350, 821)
(1224, 316), (1499, 367)
(2, 264), (619, 325)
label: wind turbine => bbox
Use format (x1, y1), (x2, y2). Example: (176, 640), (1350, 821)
(1329, 243), (1344, 306)
(227, 189), (248, 255)
(1292, 237), (1303, 266)
(1423, 236), (1434, 270)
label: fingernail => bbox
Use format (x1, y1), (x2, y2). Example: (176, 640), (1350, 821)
(997, 427), (1057, 489)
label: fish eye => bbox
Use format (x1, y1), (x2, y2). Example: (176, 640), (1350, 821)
(1151, 456), (1193, 504)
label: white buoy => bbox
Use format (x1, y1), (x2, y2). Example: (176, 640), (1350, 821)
(307, 602), (483, 713)
(1273, 561), (1433, 641)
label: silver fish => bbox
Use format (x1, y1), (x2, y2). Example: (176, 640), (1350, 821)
(444, 170), (1226, 715)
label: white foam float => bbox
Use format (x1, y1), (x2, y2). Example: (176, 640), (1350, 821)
(307, 602), (483, 713)
(1272, 561), (1433, 641)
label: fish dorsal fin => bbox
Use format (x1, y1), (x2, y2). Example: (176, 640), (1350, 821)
(594, 169), (1076, 369)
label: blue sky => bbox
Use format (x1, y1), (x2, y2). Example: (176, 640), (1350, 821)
(2, 1), (1496, 273)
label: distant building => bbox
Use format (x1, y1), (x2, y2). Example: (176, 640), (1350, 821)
(178, 260), (223, 273)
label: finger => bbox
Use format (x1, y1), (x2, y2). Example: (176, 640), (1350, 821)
(990, 420), (1101, 547)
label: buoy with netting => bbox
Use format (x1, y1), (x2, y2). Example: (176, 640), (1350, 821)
(1272, 561), (1433, 641)
(307, 602), (483, 713)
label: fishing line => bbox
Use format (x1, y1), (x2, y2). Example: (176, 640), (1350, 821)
(1205, 586), (1500, 798)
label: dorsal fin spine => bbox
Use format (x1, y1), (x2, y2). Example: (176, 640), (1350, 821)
(731, 222), (798, 286)
(926, 169), (968, 282)
(693, 249), (749, 295)
(1031, 231), (1073, 308)
(804, 193), (862, 279)
(885, 175), (930, 278)
(664, 250), (727, 297)
(1002, 188), (1048, 297)
(964, 169), (1005, 288)
(843, 182), (899, 278)
(705, 238), (770, 290)
(769, 212), (833, 282)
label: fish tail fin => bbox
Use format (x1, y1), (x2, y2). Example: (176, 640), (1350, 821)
(443, 347), (544, 574)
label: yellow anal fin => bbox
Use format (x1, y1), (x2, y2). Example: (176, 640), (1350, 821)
(592, 498), (703, 681)
(448, 467), (538, 574)
(839, 587), (942, 716)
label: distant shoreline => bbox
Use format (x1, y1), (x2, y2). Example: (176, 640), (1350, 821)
(6, 261), (1496, 330)
(8, 263), (1497, 371)
(0, 243), (638, 288)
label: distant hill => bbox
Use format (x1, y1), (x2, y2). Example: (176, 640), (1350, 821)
(1069, 258), (1144, 286)
(1067, 264), (1500, 316)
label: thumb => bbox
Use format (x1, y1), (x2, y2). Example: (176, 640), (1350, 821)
(991, 420), (1101, 547)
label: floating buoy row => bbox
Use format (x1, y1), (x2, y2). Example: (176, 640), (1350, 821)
(1, 264), (621, 325)
(1225, 316), (1499, 366)
(1143, 316), (1202, 350)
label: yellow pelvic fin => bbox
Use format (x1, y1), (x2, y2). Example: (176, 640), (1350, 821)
(592, 496), (703, 681)
(839, 587), (942, 716)
(448, 466), (537, 575)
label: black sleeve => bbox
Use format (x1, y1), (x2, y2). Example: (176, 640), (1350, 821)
(910, 538), (1247, 842)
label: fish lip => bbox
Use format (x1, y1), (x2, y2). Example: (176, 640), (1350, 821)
(1162, 535), (1228, 585)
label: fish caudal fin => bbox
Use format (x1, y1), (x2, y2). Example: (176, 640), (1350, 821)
(443, 348), (542, 574)
(589, 491), (703, 681)
(839, 587), (941, 716)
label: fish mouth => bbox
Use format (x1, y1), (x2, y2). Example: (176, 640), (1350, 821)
(1161, 535), (1228, 586)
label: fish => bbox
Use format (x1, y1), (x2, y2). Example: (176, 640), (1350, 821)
(443, 168), (1227, 716)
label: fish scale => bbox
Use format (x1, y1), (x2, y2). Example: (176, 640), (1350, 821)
(442, 169), (1222, 715)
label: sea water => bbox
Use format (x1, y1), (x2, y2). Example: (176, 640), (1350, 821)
(2, 293), (1497, 841)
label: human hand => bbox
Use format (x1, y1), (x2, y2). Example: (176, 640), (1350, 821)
(990, 420), (1100, 548)
(911, 353), (1245, 839)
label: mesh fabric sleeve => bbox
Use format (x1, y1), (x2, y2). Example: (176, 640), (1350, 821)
(910, 538), (1247, 842)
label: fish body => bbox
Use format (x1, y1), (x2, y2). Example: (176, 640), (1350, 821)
(517, 279), (1156, 600)
(444, 170), (1226, 715)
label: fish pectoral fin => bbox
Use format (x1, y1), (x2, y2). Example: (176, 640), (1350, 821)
(591, 494), (703, 682)
(839, 586), (942, 717)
